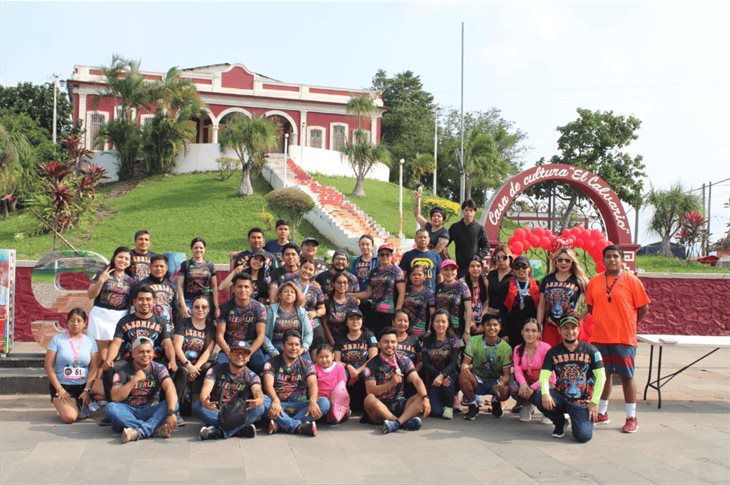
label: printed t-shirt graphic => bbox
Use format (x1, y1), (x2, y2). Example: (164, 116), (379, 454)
(396, 335), (422, 364)
(423, 337), (460, 372)
(112, 360), (170, 407)
(114, 314), (171, 361)
(218, 299), (267, 344)
(334, 330), (377, 368)
(263, 355), (315, 403)
(130, 250), (157, 283)
(92, 272), (134, 310)
(540, 273), (581, 326)
(542, 341), (604, 403)
(272, 308), (302, 344)
(326, 295), (360, 336)
(435, 280), (472, 328)
(398, 249), (442, 291)
(368, 264), (405, 314)
(402, 287), (435, 338)
(181, 259), (216, 298)
(364, 353), (416, 403)
(206, 364), (261, 404)
(174, 317), (212, 361)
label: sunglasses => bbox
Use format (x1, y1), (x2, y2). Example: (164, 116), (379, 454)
(556, 258), (572, 264)
(493, 255), (509, 262)
(193, 304), (209, 310)
(514, 264), (529, 270)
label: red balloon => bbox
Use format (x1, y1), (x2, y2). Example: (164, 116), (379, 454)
(533, 227), (544, 238)
(544, 229), (553, 238)
(511, 241), (524, 255)
(596, 262), (606, 272)
(590, 229), (603, 240)
(584, 238), (596, 249)
(541, 236), (551, 248)
(523, 226), (532, 236)
(513, 228), (526, 241)
(522, 239), (532, 251)
(529, 235), (540, 246)
(574, 237), (584, 248)
(508, 236), (516, 246)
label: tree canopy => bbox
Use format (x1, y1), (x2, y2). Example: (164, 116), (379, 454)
(0, 81), (75, 136)
(648, 182), (702, 258)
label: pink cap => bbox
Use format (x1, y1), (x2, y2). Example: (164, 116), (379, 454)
(440, 259), (458, 269)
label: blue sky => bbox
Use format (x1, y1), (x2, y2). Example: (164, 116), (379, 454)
(2, 1), (728, 244)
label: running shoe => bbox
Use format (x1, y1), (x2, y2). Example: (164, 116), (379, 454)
(622, 417), (639, 433)
(299, 421), (317, 437)
(236, 424), (257, 438)
(382, 419), (400, 434)
(595, 412), (610, 425)
(552, 418), (568, 438)
(491, 398), (503, 418)
(511, 403), (523, 414)
(121, 428), (140, 444)
(268, 420), (279, 435)
(153, 423), (172, 438)
(199, 426), (222, 441)
(463, 403), (480, 421)
(442, 406), (454, 420)
(175, 412), (186, 427)
(403, 417), (422, 431)
(519, 403), (534, 422)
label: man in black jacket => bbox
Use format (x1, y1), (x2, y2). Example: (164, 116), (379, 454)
(448, 199), (489, 277)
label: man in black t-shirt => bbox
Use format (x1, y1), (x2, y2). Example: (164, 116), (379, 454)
(193, 340), (268, 440)
(105, 336), (178, 443)
(363, 327), (430, 434)
(531, 315), (606, 442)
(131, 254), (182, 331)
(301, 237), (329, 276)
(264, 219), (291, 265)
(230, 227), (276, 274)
(448, 199), (489, 278)
(316, 250), (359, 300)
(129, 229), (158, 283)
(269, 242), (301, 301)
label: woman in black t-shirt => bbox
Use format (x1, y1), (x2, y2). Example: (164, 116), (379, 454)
(485, 244), (514, 318)
(334, 309), (377, 412)
(178, 237), (219, 319)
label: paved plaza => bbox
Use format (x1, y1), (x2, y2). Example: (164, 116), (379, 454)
(1, 343), (728, 485)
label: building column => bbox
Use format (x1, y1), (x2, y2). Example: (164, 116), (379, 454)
(212, 124), (219, 144)
(371, 117), (378, 143)
(300, 111), (308, 147)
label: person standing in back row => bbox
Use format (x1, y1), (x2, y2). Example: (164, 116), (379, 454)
(448, 199), (489, 278)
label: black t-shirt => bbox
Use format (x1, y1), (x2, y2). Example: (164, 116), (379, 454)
(364, 353), (416, 403)
(542, 341), (604, 404)
(132, 276), (180, 329)
(425, 222), (450, 258)
(334, 330), (377, 369)
(180, 259), (216, 299)
(206, 363), (261, 405)
(263, 239), (287, 264)
(217, 299), (267, 344)
(270, 267), (299, 287)
(326, 295), (360, 337)
(112, 360), (170, 407)
(486, 269), (513, 312)
(262, 355), (315, 403)
(316, 269), (360, 300)
(174, 317), (214, 363)
(231, 249), (276, 274)
(113, 313), (171, 361)
(130, 250), (158, 283)
(396, 335), (422, 364)
(539, 273), (582, 326)
(91, 272), (134, 310)
(448, 220), (489, 271)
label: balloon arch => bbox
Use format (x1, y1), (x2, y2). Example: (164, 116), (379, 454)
(483, 164), (639, 271)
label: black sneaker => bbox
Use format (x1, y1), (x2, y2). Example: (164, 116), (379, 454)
(464, 403), (480, 421)
(98, 417), (112, 427)
(491, 399), (503, 418)
(199, 426), (223, 441)
(236, 424), (257, 438)
(299, 421), (317, 437)
(552, 417), (567, 438)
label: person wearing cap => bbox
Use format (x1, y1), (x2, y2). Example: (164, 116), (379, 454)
(399, 229), (442, 293)
(459, 313), (512, 420)
(334, 308), (378, 412)
(447, 199), (489, 278)
(315, 250), (360, 301)
(413, 191), (450, 259)
(215, 273), (268, 372)
(268, 242), (301, 302)
(105, 336), (178, 444)
(264, 219), (292, 265)
(363, 326), (430, 434)
(531, 315), (606, 442)
(502, 256), (540, 349)
(585, 244), (650, 434)
(229, 227), (276, 275)
(219, 249), (270, 304)
(434, 259), (473, 338)
(194, 340), (269, 440)
(262, 329), (330, 436)
(353, 243), (406, 336)
(300, 237), (329, 276)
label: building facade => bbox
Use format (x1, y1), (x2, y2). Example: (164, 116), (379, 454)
(67, 62), (384, 154)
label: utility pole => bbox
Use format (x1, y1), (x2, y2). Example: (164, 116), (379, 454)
(432, 106), (439, 196)
(707, 181), (713, 254)
(701, 183), (706, 255)
(459, 21), (465, 205)
(51, 74), (59, 144)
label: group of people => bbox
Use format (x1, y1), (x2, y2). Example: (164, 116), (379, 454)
(44, 197), (651, 444)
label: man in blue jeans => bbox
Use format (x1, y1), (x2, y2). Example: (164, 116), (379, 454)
(532, 315), (606, 442)
(194, 340), (269, 440)
(106, 336), (178, 444)
(262, 329), (329, 437)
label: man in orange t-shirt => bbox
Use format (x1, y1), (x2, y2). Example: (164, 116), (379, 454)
(586, 245), (650, 434)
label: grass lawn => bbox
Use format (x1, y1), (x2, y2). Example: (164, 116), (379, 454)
(0, 172), (335, 263)
(636, 254), (729, 274)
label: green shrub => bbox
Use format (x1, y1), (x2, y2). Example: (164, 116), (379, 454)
(265, 188), (315, 240)
(421, 195), (460, 222)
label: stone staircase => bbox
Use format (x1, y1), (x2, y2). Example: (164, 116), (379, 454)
(264, 155), (411, 256)
(0, 342), (47, 394)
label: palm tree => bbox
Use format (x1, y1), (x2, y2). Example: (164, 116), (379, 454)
(143, 67), (204, 174)
(218, 114), (279, 196)
(342, 129), (392, 197)
(346, 96), (378, 132)
(95, 55), (149, 179)
(407, 152), (435, 188)
(648, 183), (702, 258)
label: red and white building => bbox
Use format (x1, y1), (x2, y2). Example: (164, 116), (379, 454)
(67, 62), (387, 179)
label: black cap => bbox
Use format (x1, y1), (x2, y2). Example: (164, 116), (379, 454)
(250, 249), (266, 260)
(301, 237), (319, 246)
(345, 308), (363, 320)
(512, 255), (530, 268)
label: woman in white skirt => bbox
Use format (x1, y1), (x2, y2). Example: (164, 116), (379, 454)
(87, 247), (134, 371)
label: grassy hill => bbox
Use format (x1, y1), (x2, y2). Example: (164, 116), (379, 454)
(2, 170), (727, 273)
(0, 172), (336, 262)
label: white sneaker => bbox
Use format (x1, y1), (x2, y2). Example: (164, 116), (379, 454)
(541, 415), (553, 425)
(442, 406), (454, 420)
(519, 403), (534, 422)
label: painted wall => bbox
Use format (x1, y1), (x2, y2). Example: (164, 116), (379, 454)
(8, 259), (730, 347)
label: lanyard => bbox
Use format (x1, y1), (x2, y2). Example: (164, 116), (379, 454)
(605, 271), (622, 303)
(67, 332), (81, 367)
(483, 337), (501, 369)
(516, 278), (530, 310)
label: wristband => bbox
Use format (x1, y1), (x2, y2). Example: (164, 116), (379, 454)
(83, 388), (91, 393)
(183, 361), (190, 366)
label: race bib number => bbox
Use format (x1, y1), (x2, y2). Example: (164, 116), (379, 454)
(63, 366), (87, 381)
